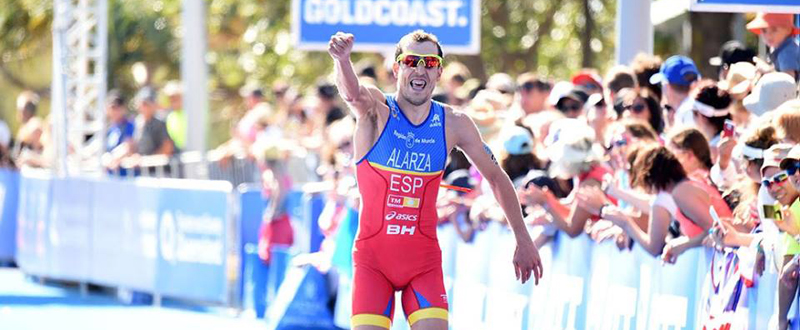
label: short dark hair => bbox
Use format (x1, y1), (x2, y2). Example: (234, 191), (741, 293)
(669, 127), (713, 170)
(317, 81), (338, 100)
(631, 145), (687, 193)
(394, 30), (444, 61)
(604, 66), (638, 95)
(694, 82), (732, 136)
(619, 118), (658, 141)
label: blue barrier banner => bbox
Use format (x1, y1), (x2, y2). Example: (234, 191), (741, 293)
(237, 186), (266, 305)
(304, 193), (326, 253)
(691, 0), (800, 13)
(0, 169), (19, 261)
(153, 180), (232, 303)
(291, 0), (481, 54)
(48, 178), (94, 281)
(15, 173), (52, 276)
(91, 178), (156, 291)
(265, 265), (338, 330)
(239, 187), (266, 247)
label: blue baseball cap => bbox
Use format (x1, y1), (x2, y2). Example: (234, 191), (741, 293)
(503, 126), (534, 156)
(649, 55), (700, 86)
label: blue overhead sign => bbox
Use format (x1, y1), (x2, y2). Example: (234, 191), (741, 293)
(691, 0), (800, 13)
(291, 0), (481, 54)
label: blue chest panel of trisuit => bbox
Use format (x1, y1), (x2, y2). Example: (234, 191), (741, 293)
(359, 94), (447, 175)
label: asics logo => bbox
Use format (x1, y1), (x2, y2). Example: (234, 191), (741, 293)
(385, 211), (418, 221)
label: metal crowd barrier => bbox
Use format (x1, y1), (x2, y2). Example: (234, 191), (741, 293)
(111, 151), (261, 187)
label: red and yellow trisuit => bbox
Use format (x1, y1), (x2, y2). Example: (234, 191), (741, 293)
(352, 94), (449, 329)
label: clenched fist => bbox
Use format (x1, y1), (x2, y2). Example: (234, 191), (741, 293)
(328, 32), (354, 61)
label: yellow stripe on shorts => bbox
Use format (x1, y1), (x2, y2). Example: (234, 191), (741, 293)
(351, 314), (392, 329)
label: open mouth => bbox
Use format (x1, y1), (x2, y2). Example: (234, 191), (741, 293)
(410, 79), (427, 91)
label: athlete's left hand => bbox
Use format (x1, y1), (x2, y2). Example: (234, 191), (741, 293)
(513, 236), (543, 285)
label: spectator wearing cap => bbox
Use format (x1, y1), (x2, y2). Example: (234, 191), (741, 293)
(554, 87), (588, 119)
(163, 81), (187, 150)
(132, 87), (174, 157)
(773, 99), (800, 144)
(515, 72), (551, 116)
(650, 55), (700, 129)
(709, 40), (756, 81)
(747, 13), (800, 79)
(718, 62), (758, 129)
(759, 143), (800, 330)
(102, 90), (135, 175)
(572, 70), (603, 95)
(500, 125), (544, 183)
(720, 62), (757, 100)
(744, 73), (799, 120)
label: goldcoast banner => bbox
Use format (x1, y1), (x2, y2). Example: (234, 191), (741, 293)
(291, 0), (481, 54)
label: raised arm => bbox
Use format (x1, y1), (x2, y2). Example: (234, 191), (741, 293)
(453, 111), (543, 284)
(328, 32), (383, 118)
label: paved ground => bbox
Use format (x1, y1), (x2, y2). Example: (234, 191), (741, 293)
(0, 268), (267, 330)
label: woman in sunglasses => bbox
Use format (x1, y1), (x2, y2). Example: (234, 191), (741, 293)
(617, 88), (665, 135)
(758, 144), (800, 330)
(780, 146), (800, 192)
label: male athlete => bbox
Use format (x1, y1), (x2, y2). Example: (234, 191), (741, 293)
(329, 30), (543, 330)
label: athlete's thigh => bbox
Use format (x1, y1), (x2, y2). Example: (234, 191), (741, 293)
(401, 266), (448, 328)
(352, 263), (396, 329)
(410, 318), (448, 330)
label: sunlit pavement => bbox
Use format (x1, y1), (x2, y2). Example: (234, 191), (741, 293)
(0, 268), (266, 330)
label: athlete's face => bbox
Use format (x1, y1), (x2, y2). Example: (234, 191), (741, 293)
(393, 41), (442, 107)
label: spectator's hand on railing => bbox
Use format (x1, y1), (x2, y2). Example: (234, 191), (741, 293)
(662, 236), (689, 264)
(588, 220), (620, 243)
